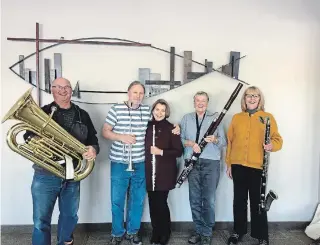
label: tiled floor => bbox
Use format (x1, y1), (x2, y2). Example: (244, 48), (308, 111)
(1, 228), (318, 245)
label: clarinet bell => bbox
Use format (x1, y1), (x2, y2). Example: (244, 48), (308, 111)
(265, 190), (278, 211)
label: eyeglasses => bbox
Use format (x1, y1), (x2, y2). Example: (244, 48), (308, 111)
(52, 85), (72, 91)
(245, 94), (260, 99)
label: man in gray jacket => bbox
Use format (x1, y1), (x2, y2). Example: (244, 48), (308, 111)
(180, 91), (227, 245)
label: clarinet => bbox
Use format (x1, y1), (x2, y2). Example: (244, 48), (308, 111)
(258, 116), (278, 213)
(152, 124), (156, 191)
(176, 82), (244, 188)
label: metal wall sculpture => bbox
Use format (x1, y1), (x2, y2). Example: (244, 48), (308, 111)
(7, 23), (248, 104)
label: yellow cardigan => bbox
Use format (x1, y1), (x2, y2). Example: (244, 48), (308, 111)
(226, 110), (283, 170)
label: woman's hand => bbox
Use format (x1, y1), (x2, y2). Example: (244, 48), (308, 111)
(151, 146), (163, 155)
(263, 143), (273, 152)
(226, 166), (232, 179)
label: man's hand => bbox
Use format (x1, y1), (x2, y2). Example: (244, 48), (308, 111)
(121, 134), (136, 144)
(204, 135), (218, 144)
(83, 146), (97, 161)
(172, 124), (180, 135)
(263, 143), (273, 152)
(192, 143), (201, 153)
(151, 146), (163, 155)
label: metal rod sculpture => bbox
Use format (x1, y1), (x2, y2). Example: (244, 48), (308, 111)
(176, 82), (244, 188)
(35, 23), (40, 105)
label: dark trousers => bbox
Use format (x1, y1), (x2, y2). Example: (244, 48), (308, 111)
(232, 164), (268, 241)
(148, 191), (171, 244)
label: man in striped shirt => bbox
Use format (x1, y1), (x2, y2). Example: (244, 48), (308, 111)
(102, 81), (151, 245)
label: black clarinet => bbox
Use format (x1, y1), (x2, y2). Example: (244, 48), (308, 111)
(176, 82), (244, 188)
(258, 116), (278, 213)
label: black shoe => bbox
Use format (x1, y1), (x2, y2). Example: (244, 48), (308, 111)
(150, 232), (160, 244)
(110, 236), (122, 245)
(258, 239), (269, 245)
(188, 233), (201, 244)
(200, 236), (211, 245)
(159, 234), (170, 245)
(125, 233), (142, 245)
(227, 233), (242, 244)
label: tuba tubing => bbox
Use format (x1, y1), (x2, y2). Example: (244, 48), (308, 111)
(2, 88), (95, 181)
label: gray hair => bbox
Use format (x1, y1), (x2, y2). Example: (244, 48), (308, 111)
(127, 81), (145, 93)
(193, 91), (209, 102)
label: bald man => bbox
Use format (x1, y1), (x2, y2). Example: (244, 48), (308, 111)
(24, 77), (99, 245)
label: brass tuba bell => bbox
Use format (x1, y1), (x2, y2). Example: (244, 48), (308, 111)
(1, 88), (95, 181)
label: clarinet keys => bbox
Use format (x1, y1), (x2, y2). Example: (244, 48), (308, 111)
(258, 117), (279, 213)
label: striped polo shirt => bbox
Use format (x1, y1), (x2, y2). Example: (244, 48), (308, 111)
(105, 103), (151, 164)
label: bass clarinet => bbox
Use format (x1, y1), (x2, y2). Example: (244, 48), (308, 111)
(152, 124), (156, 191)
(176, 82), (244, 188)
(258, 116), (278, 213)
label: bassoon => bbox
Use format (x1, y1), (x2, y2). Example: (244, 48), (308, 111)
(176, 82), (244, 188)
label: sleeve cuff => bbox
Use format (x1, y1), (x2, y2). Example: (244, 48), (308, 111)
(92, 145), (100, 155)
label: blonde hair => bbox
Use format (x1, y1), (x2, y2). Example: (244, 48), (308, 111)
(151, 99), (171, 118)
(240, 86), (265, 111)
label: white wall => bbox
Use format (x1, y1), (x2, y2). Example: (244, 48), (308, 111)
(1, 0), (320, 225)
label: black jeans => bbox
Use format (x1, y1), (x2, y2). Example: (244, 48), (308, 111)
(232, 164), (268, 241)
(148, 191), (171, 244)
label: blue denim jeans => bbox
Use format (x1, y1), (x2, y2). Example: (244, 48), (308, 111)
(111, 161), (146, 237)
(31, 172), (80, 245)
(188, 159), (220, 237)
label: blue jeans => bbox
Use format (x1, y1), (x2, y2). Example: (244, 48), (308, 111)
(111, 161), (146, 237)
(31, 172), (80, 245)
(188, 159), (220, 237)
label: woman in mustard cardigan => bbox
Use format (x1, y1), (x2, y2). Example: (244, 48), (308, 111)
(226, 86), (283, 245)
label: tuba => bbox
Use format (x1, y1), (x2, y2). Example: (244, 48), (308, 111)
(1, 88), (95, 181)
